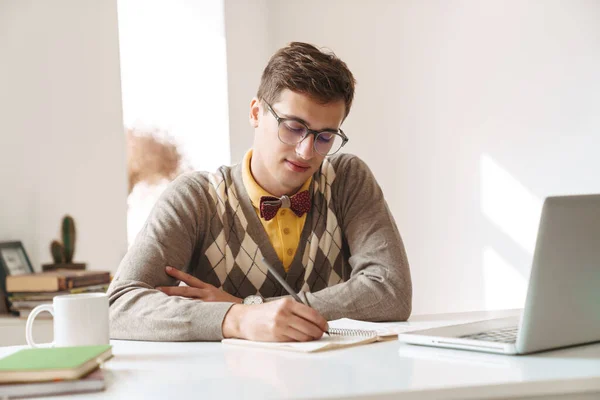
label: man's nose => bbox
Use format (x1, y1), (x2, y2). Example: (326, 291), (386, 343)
(296, 134), (315, 160)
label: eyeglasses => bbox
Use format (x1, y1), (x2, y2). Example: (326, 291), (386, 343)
(265, 102), (348, 156)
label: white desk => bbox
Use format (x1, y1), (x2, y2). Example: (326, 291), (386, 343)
(1, 310), (599, 400)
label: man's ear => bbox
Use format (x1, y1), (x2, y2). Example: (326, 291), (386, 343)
(249, 97), (260, 128)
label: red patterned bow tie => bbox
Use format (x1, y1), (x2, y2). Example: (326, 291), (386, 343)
(259, 190), (311, 221)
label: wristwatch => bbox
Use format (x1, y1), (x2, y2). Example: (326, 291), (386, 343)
(242, 295), (264, 305)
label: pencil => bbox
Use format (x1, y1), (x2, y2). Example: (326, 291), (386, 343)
(262, 258), (329, 334)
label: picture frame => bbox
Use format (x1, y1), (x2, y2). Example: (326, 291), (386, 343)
(0, 241), (34, 314)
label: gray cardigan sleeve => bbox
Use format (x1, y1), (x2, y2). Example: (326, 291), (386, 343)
(106, 175), (234, 342)
(301, 155), (412, 322)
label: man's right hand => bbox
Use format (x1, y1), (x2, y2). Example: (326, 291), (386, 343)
(222, 298), (328, 342)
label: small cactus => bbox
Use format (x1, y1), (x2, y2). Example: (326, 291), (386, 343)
(49, 215), (77, 264)
(62, 215), (76, 263)
(50, 240), (64, 263)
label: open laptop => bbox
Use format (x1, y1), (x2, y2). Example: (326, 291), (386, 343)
(398, 194), (600, 355)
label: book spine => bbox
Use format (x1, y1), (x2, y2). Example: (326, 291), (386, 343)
(62, 274), (110, 290)
(9, 284), (109, 301)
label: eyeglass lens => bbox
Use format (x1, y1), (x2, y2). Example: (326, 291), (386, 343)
(279, 120), (343, 155)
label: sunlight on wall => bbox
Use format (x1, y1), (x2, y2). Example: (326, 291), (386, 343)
(482, 246), (527, 309)
(480, 154), (543, 309)
(480, 154), (543, 255)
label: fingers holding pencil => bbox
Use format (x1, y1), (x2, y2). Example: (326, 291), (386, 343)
(262, 258), (329, 334)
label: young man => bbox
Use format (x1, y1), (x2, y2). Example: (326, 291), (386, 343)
(107, 42), (412, 342)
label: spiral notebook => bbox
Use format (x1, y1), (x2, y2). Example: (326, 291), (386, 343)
(222, 320), (390, 353)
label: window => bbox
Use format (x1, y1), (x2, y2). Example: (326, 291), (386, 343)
(118, 0), (230, 245)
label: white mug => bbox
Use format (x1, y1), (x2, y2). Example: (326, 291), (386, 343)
(26, 293), (109, 348)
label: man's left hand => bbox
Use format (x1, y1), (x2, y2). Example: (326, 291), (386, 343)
(156, 266), (243, 304)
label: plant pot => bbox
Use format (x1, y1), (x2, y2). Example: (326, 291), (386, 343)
(41, 263), (87, 272)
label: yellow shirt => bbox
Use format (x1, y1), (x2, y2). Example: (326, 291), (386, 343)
(241, 150), (311, 272)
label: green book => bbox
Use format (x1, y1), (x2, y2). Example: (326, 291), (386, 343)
(0, 345), (112, 383)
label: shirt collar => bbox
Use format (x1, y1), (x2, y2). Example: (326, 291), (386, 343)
(241, 149), (312, 210)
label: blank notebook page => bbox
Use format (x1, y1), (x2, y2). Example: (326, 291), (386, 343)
(222, 333), (377, 353)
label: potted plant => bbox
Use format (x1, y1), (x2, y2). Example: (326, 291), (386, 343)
(42, 215), (86, 271)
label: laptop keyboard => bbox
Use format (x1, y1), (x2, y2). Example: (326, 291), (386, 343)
(459, 326), (519, 343)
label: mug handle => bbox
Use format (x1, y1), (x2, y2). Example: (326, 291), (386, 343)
(26, 304), (54, 348)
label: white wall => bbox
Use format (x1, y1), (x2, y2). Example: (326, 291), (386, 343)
(224, 0), (271, 164)
(0, 0), (128, 272)
(225, 0), (600, 314)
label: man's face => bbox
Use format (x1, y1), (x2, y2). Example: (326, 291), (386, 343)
(249, 90), (346, 197)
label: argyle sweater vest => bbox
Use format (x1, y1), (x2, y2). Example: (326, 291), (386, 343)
(198, 156), (346, 298)
(109, 151), (412, 341)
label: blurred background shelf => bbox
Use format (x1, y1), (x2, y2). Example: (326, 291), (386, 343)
(0, 316), (53, 347)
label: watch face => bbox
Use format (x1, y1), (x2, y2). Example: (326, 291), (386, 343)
(244, 295), (263, 305)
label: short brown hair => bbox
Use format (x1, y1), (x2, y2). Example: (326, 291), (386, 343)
(257, 42), (356, 118)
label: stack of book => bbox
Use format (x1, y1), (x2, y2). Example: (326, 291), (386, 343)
(5, 271), (111, 318)
(0, 345), (113, 398)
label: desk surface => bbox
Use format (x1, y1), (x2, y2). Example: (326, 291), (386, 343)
(1, 309), (599, 400)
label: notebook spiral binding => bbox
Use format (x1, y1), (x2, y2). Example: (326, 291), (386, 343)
(328, 328), (377, 337)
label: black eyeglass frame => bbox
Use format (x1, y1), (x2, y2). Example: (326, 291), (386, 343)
(264, 102), (349, 156)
